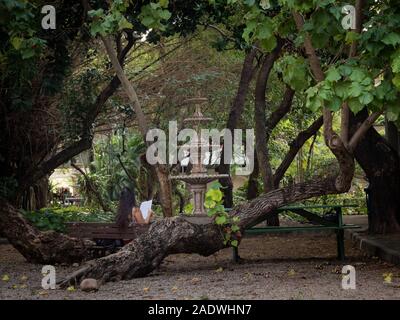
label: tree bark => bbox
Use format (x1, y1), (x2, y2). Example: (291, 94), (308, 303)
(60, 174), (351, 287)
(254, 47), (282, 195)
(246, 148), (259, 200)
(254, 42), (286, 226)
(385, 118), (399, 155)
(0, 198), (89, 264)
(350, 111), (400, 234)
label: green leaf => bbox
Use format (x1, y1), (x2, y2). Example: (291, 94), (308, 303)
(329, 96), (342, 112)
(345, 31), (360, 44)
(338, 65), (352, 77)
(349, 68), (367, 82)
(159, 0), (169, 8)
(358, 92), (374, 105)
(260, 35), (277, 52)
(348, 82), (363, 97)
(206, 189), (223, 202)
(391, 49), (400, 73)
(204, 199), (216, 209)
(215, 215), (227, 225)
(325, 67), (341, 82)
(318, 86), (333, 101)
(231, 240), (238, 247)
(10, 36), (23, 50)
(118, 18), (133, 30)
(140, 16), (154, 27)
(392, 73), (400, 89)
(382, 32), (400, 46)
(348, 98), (364, 114)
(158, 10), (171, 20)
(257, 22), (272, 39)
(232, 216), (240, 223)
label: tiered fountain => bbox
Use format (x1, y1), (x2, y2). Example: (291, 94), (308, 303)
(169, 98), (229, 223)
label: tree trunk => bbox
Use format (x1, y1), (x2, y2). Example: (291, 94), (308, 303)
(60, 175), (351, 287)
(254, 43), (283, 226)
(385, 118), (399, 155)
(351, 111), (400, 234)
(154, 165), (174, 217)
(218, 48), (258, 208)
(246, 149), (259, 200)
(0, 198), (89, 264)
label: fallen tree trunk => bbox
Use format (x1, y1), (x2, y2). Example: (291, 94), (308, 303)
(59, 175), (347, 287)
(0, 198), (90, 264)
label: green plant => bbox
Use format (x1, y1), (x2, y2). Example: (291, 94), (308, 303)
(205, 182), (241, 248)
(183, 203), (194, 215)
(21, 206), (115, 233)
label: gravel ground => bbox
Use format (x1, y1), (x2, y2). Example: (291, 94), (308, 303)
(1, 232), (400, 300)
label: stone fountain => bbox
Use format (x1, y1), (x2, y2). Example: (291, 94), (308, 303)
(169, 98), (229, 222)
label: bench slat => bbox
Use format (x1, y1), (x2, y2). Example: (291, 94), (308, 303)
(246, 224), (360, 235)
(65, 222), (149, 240)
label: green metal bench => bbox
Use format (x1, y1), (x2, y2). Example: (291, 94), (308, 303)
(232, 204), (361, 262)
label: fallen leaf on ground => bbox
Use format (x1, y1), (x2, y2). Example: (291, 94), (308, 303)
(143, 287), (150, 293)
(190, 277), (201, 284)
(288, 269), (296, 276)
(2, 274), (10, 282)
(171, 286), (178, 292)
(66, 286), (76, 292)
(383, 273), (393, 284)
(215, 267), (223, 273)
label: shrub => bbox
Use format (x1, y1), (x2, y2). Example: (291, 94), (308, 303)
(21, 206), (115, 233)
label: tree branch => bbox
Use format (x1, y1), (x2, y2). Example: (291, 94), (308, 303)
(273, 116), (323, 187)
(266, 86), (295, 133)
(348, 110), (383, 152)
(292, 11), (354, 192)
(341, 0), (365, 145)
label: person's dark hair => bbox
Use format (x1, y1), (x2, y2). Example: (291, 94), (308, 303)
(115, 187), (136, 228)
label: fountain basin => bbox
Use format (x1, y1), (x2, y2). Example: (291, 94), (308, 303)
(169, 173), (229, 184)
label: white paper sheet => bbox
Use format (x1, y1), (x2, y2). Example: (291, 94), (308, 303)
(140, 200), (152, 220)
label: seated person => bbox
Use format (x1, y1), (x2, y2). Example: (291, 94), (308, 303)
(115, 187), (153, 228)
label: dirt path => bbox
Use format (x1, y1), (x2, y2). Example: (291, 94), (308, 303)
(1, 233), (400, 300)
